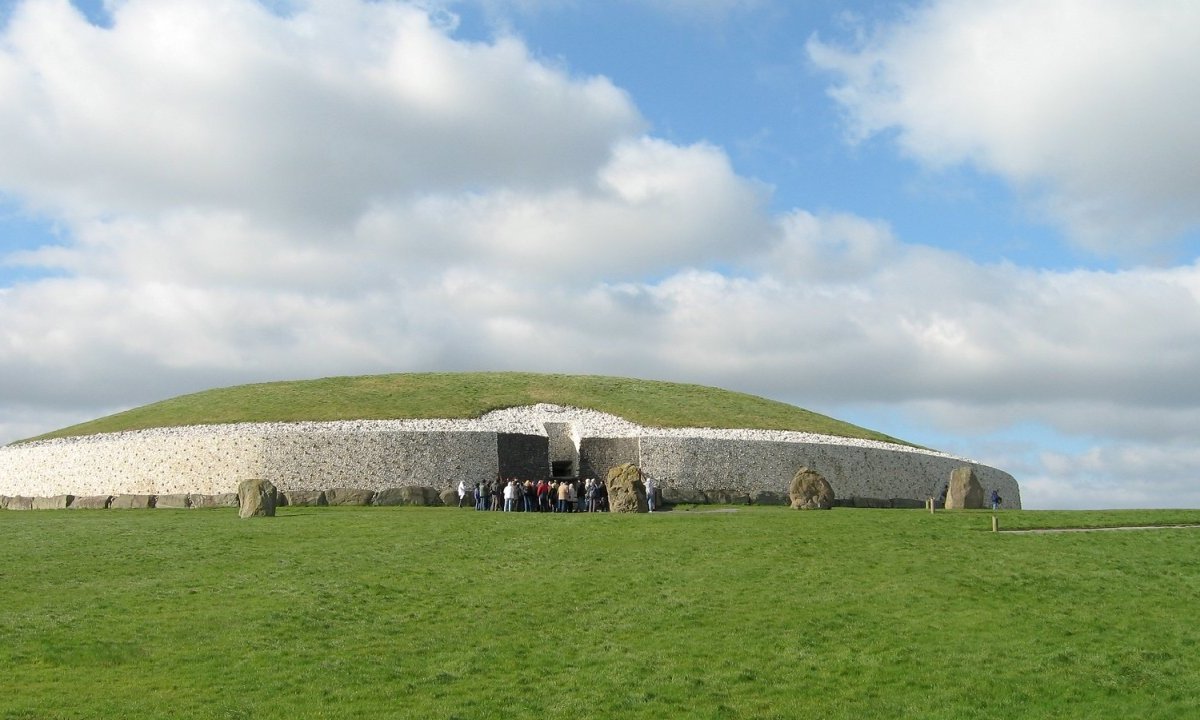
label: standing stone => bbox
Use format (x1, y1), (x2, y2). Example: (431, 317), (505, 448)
(605, 463), (648, 513)
(945, 466), (984, 509)
(789, 467), (834, 510)
(238, 479), (278, 519)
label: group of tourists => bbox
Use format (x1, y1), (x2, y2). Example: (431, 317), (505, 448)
(457, 476), (614, 513)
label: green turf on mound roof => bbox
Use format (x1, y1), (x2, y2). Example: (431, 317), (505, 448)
(20, 372), (912, 446)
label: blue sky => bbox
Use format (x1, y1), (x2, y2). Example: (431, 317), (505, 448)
(2, 0), (1199, 508)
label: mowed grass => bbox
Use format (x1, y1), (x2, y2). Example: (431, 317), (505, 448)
(2, 508), (1199, 719)
(23, 372), (909, 445)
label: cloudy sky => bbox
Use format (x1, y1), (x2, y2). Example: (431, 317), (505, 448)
(2, 0), (1198, 509)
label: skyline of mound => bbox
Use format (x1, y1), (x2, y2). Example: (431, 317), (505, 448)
(18, 372), (913, 447)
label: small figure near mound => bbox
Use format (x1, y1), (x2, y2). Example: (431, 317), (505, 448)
(238, 479), (278, 519)
(605, 463), (648, 513)
(789, 467), (834, 510)
(945, 466), (984, 509)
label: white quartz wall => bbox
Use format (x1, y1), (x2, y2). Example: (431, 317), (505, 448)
(0, 408), (1020, 507)
(259, 430), (497, 491)
(0, 427), (499, 497)
(0, 431), (266, 496)
(640, 436), (1021, 506)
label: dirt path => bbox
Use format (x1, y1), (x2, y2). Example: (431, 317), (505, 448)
(1000, 524), (1200, 534)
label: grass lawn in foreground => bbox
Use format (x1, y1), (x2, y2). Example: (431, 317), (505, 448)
(2, 507), (1198, 719)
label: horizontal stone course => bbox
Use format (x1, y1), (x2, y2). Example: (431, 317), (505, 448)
(32, 495), (74, 510)
(70, 495), (113, 510)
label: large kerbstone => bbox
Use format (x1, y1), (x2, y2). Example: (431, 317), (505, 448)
(155, 494), (191, 509)
(238, 479), (277, 518)
(190, 493), (239, 508)
(282, 490), (327, 507)
(7, 496), (34, 510)
(110, 494), (155, 509)
(325, 488), (376, 506)
(946, 466), (984, 509)
(605, 463), (648, 513)
(374, 486), (443, 506)
(0, 496), (9, 510)
(438, 487), (467, 507)
(32, 495), (74, 510)
(789, 467), (834, 510)
(851, 496), (890, 509)
(711, 490), (751, 505)
(749, 490), (789, 506)
(661, 487), (708, 505)
(70, 495), (113, 510)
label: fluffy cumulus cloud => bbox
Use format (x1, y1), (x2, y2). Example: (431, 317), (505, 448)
(808, 0), (1200, 253)
(1, 0), (1199, 508)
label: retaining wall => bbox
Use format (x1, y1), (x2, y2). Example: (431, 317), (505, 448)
(639, 437), (1020, 507)
(0, 423), (1020, 507)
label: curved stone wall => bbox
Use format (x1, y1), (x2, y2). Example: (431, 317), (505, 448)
(0, 406), (1021, 507)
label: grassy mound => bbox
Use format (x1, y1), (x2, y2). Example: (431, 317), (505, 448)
(22, 372), (910, 445)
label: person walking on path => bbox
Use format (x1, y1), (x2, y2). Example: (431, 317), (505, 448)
(457, 480), (468, 508)
(990, 489), (1002, 511)
(645, 475), (656, 513)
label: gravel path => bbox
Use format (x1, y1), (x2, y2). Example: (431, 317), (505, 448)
(1000, 524), (1200, 534)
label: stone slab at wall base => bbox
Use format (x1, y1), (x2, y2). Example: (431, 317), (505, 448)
(661, 487), (709, 505)
(155, 494), (191, 509)
(325, 488), (375, 506)
(710, 490), (751, 505)
(190, 493), (238, 508)
(32, 495), (73, 509)
(7, 496), (33, 510)
(374, 486), (443, 506)
(110, 494), (155, 509)
(281, 490), (327, 507)
(0, 496), (8, 510)
(749, 490), (788, 506)
(70, 495), (113, 509)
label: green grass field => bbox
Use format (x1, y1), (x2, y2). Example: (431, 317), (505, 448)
(22, 372), (909, 445)
(3, 507), (1198, 719)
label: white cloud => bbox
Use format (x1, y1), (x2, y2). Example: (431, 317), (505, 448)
(1025, 442), (1200, 509)
(808, 0), (1200, 253)
(0, 0), (641, 223)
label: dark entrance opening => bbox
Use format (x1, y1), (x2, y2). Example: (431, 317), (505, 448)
(551, 460), (574, 478)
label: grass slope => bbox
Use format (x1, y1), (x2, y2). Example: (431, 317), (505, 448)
(1, 507), (1198, 719)
(23, 372), (910, 445)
